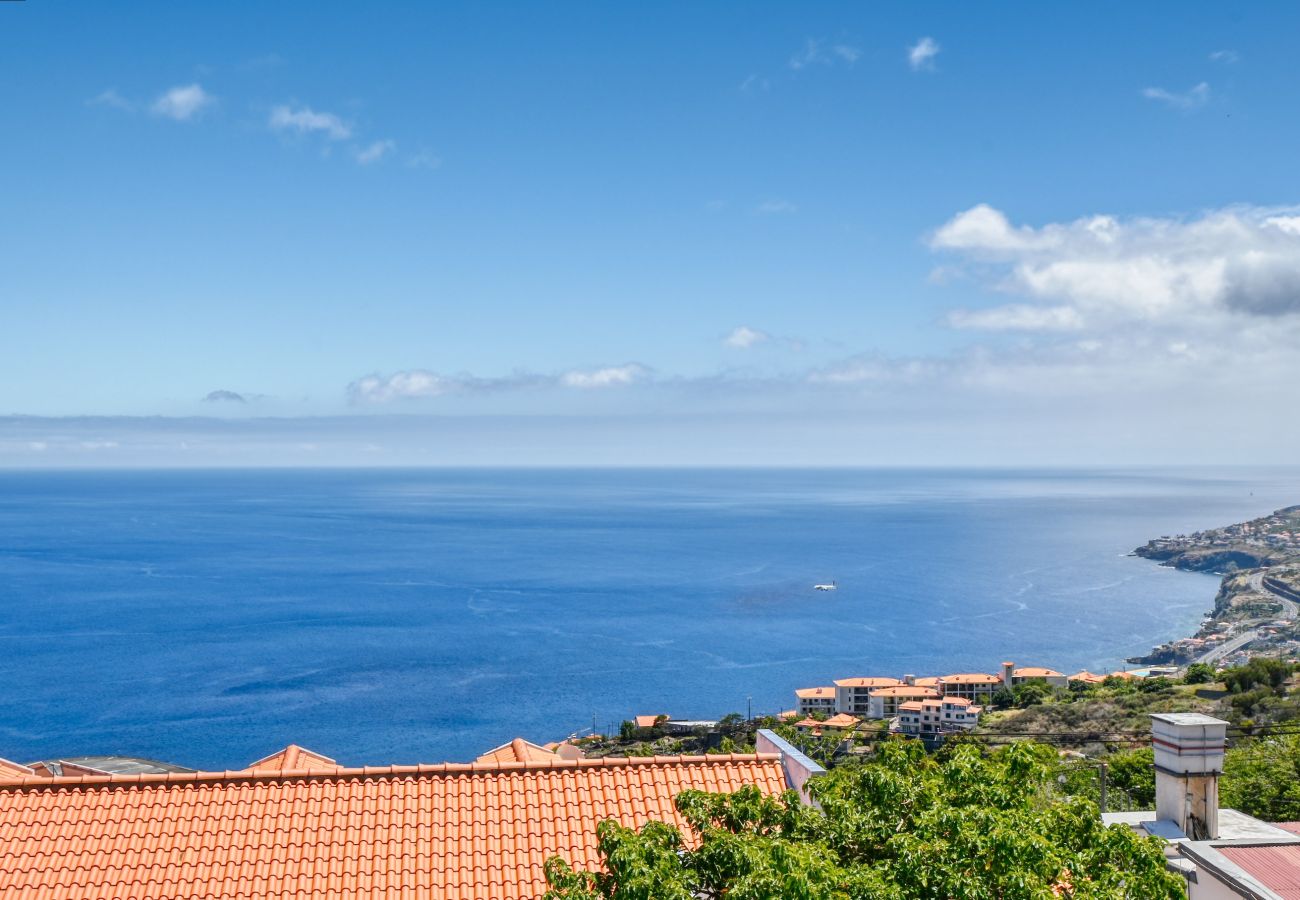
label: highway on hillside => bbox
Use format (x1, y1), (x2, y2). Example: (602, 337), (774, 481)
(1249, 571), (1299, 621)
(1189, 571), (1298, 667)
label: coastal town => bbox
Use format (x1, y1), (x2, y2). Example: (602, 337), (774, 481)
(1130, 505), (1300, 668)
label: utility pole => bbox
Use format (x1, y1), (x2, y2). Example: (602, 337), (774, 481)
(592, 713), (597, 736)
(1099, 761), (1108, 814)
(747, 696), (753, 723)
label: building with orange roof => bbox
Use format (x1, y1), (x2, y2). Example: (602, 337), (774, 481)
(794, 685), (837, 717)
(896, 696), (983, 738)
(938, 672), (1002, 702)
(867, 685), (941, 719)
(1068, 670), (1107, 685)
(833, 676), (902, 716)
(1107, 670), (1138, 681)
(1003, 661), (1068, 689)
(0, 740), (797, 900)
(633, 714), (668, 729)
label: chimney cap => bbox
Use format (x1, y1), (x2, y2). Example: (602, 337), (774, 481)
(1150, 713), (1228, 727)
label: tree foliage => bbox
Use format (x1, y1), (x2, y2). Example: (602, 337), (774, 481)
(1221, 732), (1300, 822)
(544, 739), (1184, 899)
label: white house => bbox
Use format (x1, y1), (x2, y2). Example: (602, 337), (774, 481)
(794, 686), (837, 717)
(896, 697), (982, 737)
(833, 677), (902, 716)
(937, 672), (1001, 702)
(866, 685), (940, 719)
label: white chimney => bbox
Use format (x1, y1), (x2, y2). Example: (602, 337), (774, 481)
(1151, 713), (1227, 840)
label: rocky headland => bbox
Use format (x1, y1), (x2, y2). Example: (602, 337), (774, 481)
(1129, 505), (1300, 666)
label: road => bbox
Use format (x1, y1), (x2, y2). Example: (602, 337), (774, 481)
(1189, 571), (1297, 666)
(1249, 571), (1299, 621)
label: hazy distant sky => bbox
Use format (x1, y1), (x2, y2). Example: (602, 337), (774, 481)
(4, 3), (1299, 466)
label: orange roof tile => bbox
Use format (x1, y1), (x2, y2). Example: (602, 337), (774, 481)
(821, 714), (860, 729)
(0, 752), (786, 900)
(0, 757), (35, 778)
(633, 714), (668, 729)
(1107, 671), (1138, 680)
(941, 696), (973, 706)
(914, 676), (941, 687)
(940, 672), (1002, 684)
(794, 686), (836, 699)
(869, 686), (941, 698)
(242, 744), (342, 773)
(1069, 671), (1106, 684)
(898, 701), (925, 712)
(1014, 667), (1064, 678)
(475, 737), (561, 764)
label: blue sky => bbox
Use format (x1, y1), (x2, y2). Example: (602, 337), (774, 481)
(4, 2), (1300, 465)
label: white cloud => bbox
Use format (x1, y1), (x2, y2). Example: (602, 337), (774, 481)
(268, 104), (352, 140)
(1142, 82), (1210, 111)
(932, 203), (1300, 332)
(1209, 50), (1239, 64)
(756, 200), (796, 215)
(150, 84), (214, 121)
(946, 305), (1084, 332)
(89, 89), (133, 112)
(348, 364), (650, 404)
(908, 37), (940, 72)
(349, 371), (461, 404)
(355, 139), (396, 165)
(789, 38), (861, 71)
(724, 326), (770, 349)
(560, 364), (649, 388)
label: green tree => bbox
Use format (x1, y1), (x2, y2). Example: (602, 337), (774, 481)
(1182, 663), (1215, 685)
(545, 739), (1184, 899)
(1012, 679), (1054, 708)
(1221, 733), (1300, 821)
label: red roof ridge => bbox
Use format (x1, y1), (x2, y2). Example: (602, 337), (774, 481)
(243, 743), (341, 773)
(0, 751), (784, 790)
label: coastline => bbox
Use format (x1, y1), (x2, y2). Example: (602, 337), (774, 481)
(1126, 505), (1300, 668)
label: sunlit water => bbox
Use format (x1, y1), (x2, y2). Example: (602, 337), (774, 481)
(1, 467), (1297, 768)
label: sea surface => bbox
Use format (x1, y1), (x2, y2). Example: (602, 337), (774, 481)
(2, 467), (1298, 769)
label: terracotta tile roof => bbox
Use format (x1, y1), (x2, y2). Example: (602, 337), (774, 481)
(1068, 671), (1106, 684)
(794, 686), (835, 699)
(1014, 667), (1064, 678)
(913, 676), (941, 687)
(941, 696), (973, 706)
(940, 672), (1001, 684)
(821, 714), (860, 729)
(0, 752), (786, 900)
(898, 701), (924, 712)
(1217, 844), (1300, 899)
(1107, 671), (1138, 680)
(868, 686), (941, 698)
(633, 714), (667, 729)
(0, 757), (34, 779)
(242, 744), (342, 773)
(475, 737), (560, 764)
(834, 676), (901, 688)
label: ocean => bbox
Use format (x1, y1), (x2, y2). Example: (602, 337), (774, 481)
(1, 467), (1297, 769)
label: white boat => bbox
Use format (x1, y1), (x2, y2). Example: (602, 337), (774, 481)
(814, 581), (837, 591)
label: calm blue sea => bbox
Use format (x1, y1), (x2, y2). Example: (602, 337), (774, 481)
(2, 467), (1298, 769)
